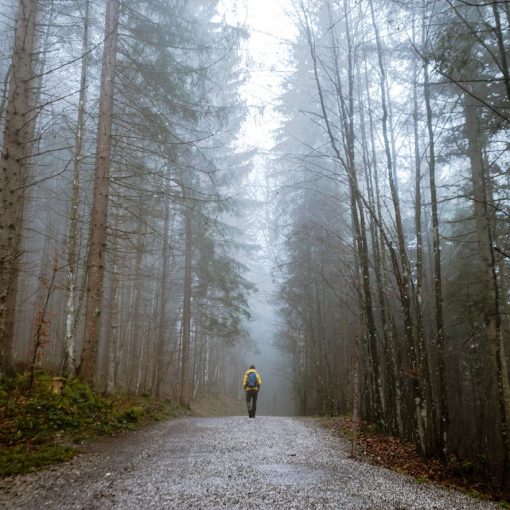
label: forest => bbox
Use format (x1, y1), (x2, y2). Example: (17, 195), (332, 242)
(1, 0), (509, 492)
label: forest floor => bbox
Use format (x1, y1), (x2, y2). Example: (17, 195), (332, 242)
(321, 417), (509, 506)
(190, 392), (244, 417)
(0, 373), (176, 478)
(0, 415), (501, 509)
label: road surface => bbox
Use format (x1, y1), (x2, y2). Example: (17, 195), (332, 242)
(0, 416), (497, 509)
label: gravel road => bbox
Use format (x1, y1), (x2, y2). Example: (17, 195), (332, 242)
(0, 416), (497, 509)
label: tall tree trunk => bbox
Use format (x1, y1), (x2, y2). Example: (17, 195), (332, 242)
(105, 209), (122, 395)
(0, 0), (40, 377)
(412, 36), (437, 452)
(496, 249), (510, 465)
(105, 257), (120, 394)
(127, 216), (146, 393)
(180, 213), (192, 408)
(464, 92), (510, 482)
(351, 333), (361, 457)
(27, 0), (58, 372)
(63, 0), (91, 378)
(79, 0), (120, 386)
(423, 37), (449, 458)
(139, 278), (157, 395)
(315, 281), (335, 415)
(155, 200), (171, 398)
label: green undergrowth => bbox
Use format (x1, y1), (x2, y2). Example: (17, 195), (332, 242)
(0, 372), (176, 478)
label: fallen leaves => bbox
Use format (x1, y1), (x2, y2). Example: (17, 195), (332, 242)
(321, 416), (509, 506)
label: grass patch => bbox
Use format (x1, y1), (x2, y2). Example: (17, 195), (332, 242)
(0, 372), (176, 477)
(0, 443), (76, 477)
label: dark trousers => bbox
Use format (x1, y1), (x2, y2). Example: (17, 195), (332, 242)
(245, 390), (258, 417)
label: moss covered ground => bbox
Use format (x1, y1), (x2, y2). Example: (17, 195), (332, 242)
(0, 373), (176, 477)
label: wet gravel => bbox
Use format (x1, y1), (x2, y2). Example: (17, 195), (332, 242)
(0, 416), (497, 509)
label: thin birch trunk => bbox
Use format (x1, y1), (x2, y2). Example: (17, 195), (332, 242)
(63, 0), (91, 378)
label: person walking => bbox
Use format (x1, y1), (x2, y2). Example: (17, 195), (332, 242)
(243, 365), (261, 418)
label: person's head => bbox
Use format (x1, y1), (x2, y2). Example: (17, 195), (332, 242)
(249, 365), (255, 369)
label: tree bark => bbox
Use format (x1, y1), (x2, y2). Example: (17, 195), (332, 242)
(491, 4), (510, 105)
(351, 334), (360, 457)
(63, 0), (91, 378)
(79, 0), (120, 386)
(0, 0), (40, 377)
(0, 64), (11, 124)
(127, 215), (146, 393)
(180, 213), (192, 408)
(154, 200), (171, 398)
(423, 40), (449, 458)
(104, 208), (123, 395)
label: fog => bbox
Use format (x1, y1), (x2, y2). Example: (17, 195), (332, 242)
(242, 254), (295, 416)
(232, 0), (296, 415)
(2, 0), (510, 487)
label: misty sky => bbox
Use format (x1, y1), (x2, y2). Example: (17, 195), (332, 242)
(227, 0), (297, 415)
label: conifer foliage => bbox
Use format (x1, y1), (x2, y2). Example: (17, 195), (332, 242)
(0, 0), (252, 404)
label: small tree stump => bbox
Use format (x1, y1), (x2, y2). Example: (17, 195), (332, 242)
(50, 377), (66, 395)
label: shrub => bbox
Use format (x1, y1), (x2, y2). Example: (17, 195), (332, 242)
(0, 373), (175, 477)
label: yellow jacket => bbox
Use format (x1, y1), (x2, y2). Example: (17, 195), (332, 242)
(243, 368), (261, 391)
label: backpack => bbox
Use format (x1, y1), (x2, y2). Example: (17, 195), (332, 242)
(247, 371), (258, 388)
